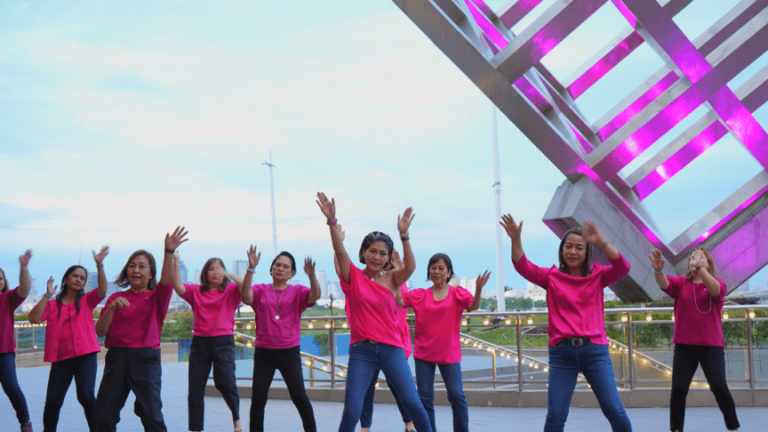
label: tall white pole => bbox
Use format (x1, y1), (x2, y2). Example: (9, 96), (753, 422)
(492, 106), (506, 312)
(263, 151), (278, 257)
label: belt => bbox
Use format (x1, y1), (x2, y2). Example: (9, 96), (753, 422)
(352, 339), (379, 347)
(560, 337), (591, 346)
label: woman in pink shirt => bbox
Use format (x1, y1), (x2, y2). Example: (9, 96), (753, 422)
(28, 246), (110, 432)
(650, 248), (740, 432)
(173, 256), (243, 432)
(240, 247), (321, 432)
(316, 192), (432, 432)
(91, 226), (188, 432)
(501, 215), (632, 432)
(0, 250), (34, 432)
(403, 253), (490, 432)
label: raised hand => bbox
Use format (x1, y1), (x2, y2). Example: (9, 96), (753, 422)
(93, 246), (109, 266)
(500, 214), (522, 240)
(476, 270), (491, 290)
(165, 226), (189, 251)
(110, 297), (130, 309)
(583, 221), (605, 246)
(19, 249), (32, 267)
(390, 249), (403, 271)
(46, 276), (57, 298)
(648, 249), (665, 272)
(304, 257), (316, 276)
(316, 192), (336, 222)
(397, 207), (415, 235)
(247, 245), (261, 269)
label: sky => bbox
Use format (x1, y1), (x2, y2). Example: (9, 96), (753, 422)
(1, 0), (766, 298)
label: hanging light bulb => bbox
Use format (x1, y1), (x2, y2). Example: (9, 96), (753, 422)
(527, 316), (533, 325)
(621, 314), (628, 322)
(722, 312), (729, 320)
(646, 313), (652, 322)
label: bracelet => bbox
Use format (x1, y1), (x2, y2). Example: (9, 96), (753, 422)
(165, 248), (175, 254)
(653, 268), (664, 274)
(327, 219), (338, 226)
(696, 265), (702, 270)
(96, 264), (103, 269)
(43, 293), (51, 299)
(400, 233), (409, 241)
(246, 267), (256, 273)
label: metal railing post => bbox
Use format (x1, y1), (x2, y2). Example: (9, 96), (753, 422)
(492, 350), (497, 390)
(309, 359), (315, 388)
(516, 315), (523, 392)
(746, 308), (755, 389)
(330, 321), (336, 389)
(627, 313), (635, 389)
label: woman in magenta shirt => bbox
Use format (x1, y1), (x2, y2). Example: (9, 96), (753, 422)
(240, 247), (321, 432)
(0, 250), (34, 432)
(316, 191), (432, 432)
(28, 246), (109, 432)
(501, 215), (632, 432)
(403, 253), (490, 432)
(173, 256), (243, 432)
(650, 248), (740, 432)
(91, 226), (188, 432)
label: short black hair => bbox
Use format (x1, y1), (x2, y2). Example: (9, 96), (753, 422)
(270, 251), (297, 276)
(426, 253), (454, 283)
(558, 227), (592, 277)
(358, 231), (394, 266)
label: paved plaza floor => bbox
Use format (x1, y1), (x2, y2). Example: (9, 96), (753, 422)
(4, 363), (764, 431)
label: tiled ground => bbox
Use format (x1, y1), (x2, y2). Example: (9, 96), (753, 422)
(5, 363), (764, 431)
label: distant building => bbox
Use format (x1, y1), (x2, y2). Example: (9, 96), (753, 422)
(233, 260), (249, 278)
(604, 288), (617, 302)
(328, 281), (343, 300)
(179, 260), (189, 284)
(194, 270), (201, 284)
(317, 270), (328, 299)
(85, 272), (98, 292)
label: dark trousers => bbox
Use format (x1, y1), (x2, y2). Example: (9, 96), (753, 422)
(43, 352), (97, 432)
(92, 347), (166, 432)
(188, 335), (240, 431)
(360, 368), (412, 428)
(250, 346), (316, 432)
(670, 344), (740, 431)
(0, 352), (30, 425)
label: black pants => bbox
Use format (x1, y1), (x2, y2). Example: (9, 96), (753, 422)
(44, 352), (97, 432)
(670, 344), (740, 431)
(250, 346), (315, 432)
(188, 335), (240, 431)
(92, 347), (166, 432)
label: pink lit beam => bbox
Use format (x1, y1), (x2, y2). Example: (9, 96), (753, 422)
(491, 0), (607, 84)
(498, 0), (544, 29)
(539, 73), (597, 144)
(709, 200), (768, 291)
(601, 1), (768, 175)
(465, 0), (510, 50)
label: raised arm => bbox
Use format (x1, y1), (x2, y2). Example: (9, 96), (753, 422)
(160, 226), (189, 286)
(93, 246), (110, 299)
(391, 207), (416, 287)
(304, 257), (322, 305)
(648, 249), (669, 291)
(500, 215), (524, 263)
(29, 276), (56, 324)
(18, 250), (32, 298)
(317, 192), (351, 283)
(240, 245), (261, 305)
(692, 256), (721, 297)
(172, 251), (186, 296)
(468, 270), (491, 312)
(584, 221), (619, 260)
(95, 297), (129, 337)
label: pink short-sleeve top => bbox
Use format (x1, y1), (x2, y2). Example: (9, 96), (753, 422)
(250, 283), (313, 349)
(180, 282), (241, 337)
(1, 287), (25, 353)
(340, 264), (402, 348)
(103, 282), (173, 349)
(40, 289), (104, 362)
(663, 275), (726, 346)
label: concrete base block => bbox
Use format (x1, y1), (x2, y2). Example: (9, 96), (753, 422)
(16, 342), (178, 368)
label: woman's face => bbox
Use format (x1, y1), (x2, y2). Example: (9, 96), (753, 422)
(271, 256), (295, 282)
(562, 233), (587, 270)
(429, 259), (450, 285)
(364, 241), (390, 272)
(689, 250), (709, 272)
(207, 261), (224, 287)
(127, 255), (152, 289)
(65, 268), (87, 292)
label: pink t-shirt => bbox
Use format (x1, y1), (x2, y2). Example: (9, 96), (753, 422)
(346, 284), (411, 356)
(663, 275), (726, 346)
(40, 289), (104, 362)
(251, 283), (313, 349)
(340, 264), (402, 348)
(103, 282), (173, 349)
(403, 285), (473, 364)
(180, 282), (241, 337)
(514, 253), (630, 347)
(0, 287), (24, 353)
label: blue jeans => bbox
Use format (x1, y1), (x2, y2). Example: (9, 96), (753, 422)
(414, 358), (468, 432)
(44, 352), (97, 432)
(360, 368), (412, 428)
(0, 352), (30, 425)
(545, 342), (632, 432)
(338, 341), (431, 432)
(189, 335), (240, 431)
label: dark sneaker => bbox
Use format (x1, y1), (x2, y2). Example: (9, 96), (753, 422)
(20, 423), (33, 432)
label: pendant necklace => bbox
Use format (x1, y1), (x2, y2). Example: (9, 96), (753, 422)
(692, 280), (712, 314)
(272, 285), (287, 320)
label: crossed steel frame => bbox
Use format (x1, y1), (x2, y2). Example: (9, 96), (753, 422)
(394, 0), (768, 299)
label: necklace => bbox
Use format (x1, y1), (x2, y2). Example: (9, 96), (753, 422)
(272, 285), (287, 320)
(692, 280), (711, 314)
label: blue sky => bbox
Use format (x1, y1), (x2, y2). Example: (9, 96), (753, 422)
(1, 0), (766, 297)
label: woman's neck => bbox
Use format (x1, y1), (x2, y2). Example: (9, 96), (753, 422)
(363, 267), (382, 280)
(433, 281), (449, 291)
(129, 285), (149, 293)
(567, 267), (581, 277)
(62, 291), (77, 304)
(273, 280), (288, 290)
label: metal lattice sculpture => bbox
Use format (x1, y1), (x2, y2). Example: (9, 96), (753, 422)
(394, 0), (768, 300)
